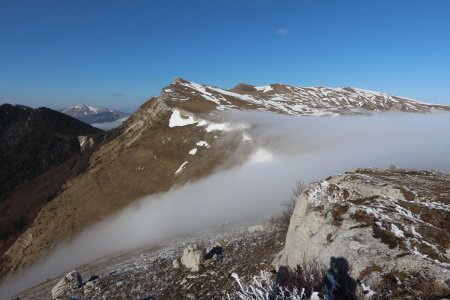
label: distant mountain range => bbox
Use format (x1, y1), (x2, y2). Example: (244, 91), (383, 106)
(61, 104), (129, 125)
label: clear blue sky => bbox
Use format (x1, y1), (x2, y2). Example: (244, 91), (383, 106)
(1, 0), (450, 112)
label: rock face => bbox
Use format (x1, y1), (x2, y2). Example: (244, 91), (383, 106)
(181, 244), (205, 272)
(274, 168), (450, 298)
(51, 270), (82, 299)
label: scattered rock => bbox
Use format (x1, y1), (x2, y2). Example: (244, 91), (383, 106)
(247, 221), (271, 233)
(205, 243), (223, 260)
(51, 270), (82, 299)
(172, 259), (180, 269)
(181, 244), (205, 272)
(83, 281), (97, 296)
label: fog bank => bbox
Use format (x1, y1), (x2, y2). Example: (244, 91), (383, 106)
(2, 111), (450, 298)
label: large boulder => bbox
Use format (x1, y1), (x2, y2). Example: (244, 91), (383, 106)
(51, 270), (82, 299)
(273, 168), (450, 298)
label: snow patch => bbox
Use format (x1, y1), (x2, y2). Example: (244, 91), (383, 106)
(255, 85), (273, 93)
(169, 110), (197, 128)
(189, 148), (197, 155)
(174, 161), (188, 175)
(390, 223), (405, 238)
(196, 141), (210, 148)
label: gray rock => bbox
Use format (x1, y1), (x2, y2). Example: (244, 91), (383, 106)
(273, 168), (450, 294)
(247, 221), (271, 233)
(172, 259), (181, 269)
(181, 244), (205, 272)
(51, 270), (82, 299)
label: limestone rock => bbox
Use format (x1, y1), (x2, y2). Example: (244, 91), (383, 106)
(51, 270), (82, 299)
(247, 221), (271, 233)
(181, 244), (205, 272)
(273, 168), (450, 296)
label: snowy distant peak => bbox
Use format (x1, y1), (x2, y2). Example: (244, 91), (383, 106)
(162, 78), (450, 116)
(61, 104), (129, 125)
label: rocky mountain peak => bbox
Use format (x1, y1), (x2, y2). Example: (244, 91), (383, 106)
(158, 79), (450, 116)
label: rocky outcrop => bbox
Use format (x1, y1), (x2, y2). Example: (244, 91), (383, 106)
(51, 270), (82, 299)
(274, 168), (450, 298)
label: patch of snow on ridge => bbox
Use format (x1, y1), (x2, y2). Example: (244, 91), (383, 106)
(196, 141), (210, 148)
(205, 123), (233, 132)
(205, 121), (250, 132)
(174, 161), (188, 175)
(169, 110), (197, 127)
(179, 81), (224, 105)
(255, 85), (273, 93)
(390, 224), (405, 238)
(189, 148), (197, 155)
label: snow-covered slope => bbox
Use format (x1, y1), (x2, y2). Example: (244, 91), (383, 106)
(161, 78), (450, 116)
(61, 104), (129, 125)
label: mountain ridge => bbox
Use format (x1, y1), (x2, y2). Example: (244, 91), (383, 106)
(61, 104), (129, 125)
(0, 104), (103, 264)
(160, 77), (450, 116)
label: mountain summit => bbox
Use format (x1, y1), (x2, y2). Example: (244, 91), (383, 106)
(61, 104), (129, 125)
(162, 78), (450, 115)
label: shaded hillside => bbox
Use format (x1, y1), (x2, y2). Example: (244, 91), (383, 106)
(0, 104), (102, 202)
(0, 104), (103, 260)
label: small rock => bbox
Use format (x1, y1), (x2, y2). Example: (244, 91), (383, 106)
(51, 270), (82, 299)
(247, 221), (271, 233)
(172, 259), (181, 269)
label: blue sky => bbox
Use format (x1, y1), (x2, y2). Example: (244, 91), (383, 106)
(1, 0), (450, 112)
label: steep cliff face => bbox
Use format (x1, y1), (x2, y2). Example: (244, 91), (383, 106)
(274, 168), (450, 298)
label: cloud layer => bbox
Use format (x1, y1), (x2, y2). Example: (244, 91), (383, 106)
(1, 111), (450, 298)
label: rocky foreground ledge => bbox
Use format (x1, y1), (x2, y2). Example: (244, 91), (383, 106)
(275, 168), (450, 299)
(12, 168), (450, 299)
